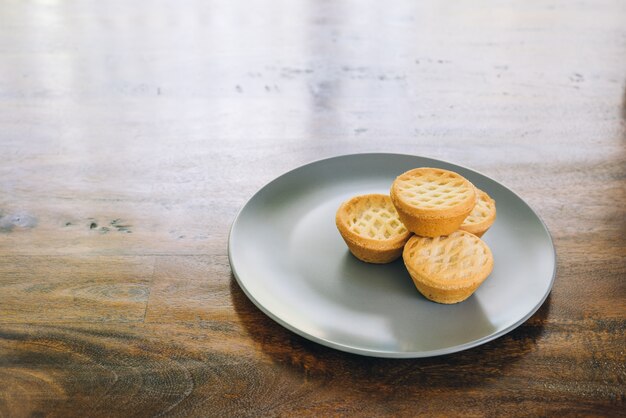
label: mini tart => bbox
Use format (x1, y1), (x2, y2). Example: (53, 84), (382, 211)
(460, 188), (496, 237)
(336, 194), (412, 264)
(402, 231), (494, 304)
(390, 168), (477, 237)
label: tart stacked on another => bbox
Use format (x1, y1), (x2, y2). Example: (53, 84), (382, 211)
(390, 168), (476, 238)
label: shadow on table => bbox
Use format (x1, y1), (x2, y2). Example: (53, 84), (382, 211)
(230, 273), (551, 389)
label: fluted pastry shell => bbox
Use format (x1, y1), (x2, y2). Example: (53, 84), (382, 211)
(402, 231), (494, 304)
(460, 188), (496, 237)
(336, 194), (412, 264)
(390, 168), (476, 237)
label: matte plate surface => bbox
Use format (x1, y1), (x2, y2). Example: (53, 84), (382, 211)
(228, 154), (556, 358)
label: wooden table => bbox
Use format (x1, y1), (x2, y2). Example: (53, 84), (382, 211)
(1, 0), (624, 416)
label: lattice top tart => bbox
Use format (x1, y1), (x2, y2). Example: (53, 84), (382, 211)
(390, 167), (477, 237)
(336, 193), (412, 263)
(391, 167), (476, 218)
(460, 188), (496, 237)
(402, 230), (494, 303)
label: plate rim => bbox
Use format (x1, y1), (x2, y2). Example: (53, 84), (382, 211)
(228, 152), (557, 358)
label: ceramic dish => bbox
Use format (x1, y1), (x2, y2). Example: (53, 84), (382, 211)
(228, 153), (556, 358)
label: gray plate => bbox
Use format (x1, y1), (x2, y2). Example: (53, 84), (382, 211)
(228, 153), (556, 358)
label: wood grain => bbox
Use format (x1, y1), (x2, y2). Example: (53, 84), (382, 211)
(0, 256), (154, 323)
(1, 0), (625, 416)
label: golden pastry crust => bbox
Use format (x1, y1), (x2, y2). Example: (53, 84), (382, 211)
(390, 168), (476, 237)
(402, 231), (494, 304)
(460, 188), (496, 237)
(336, 194), (412, 264)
